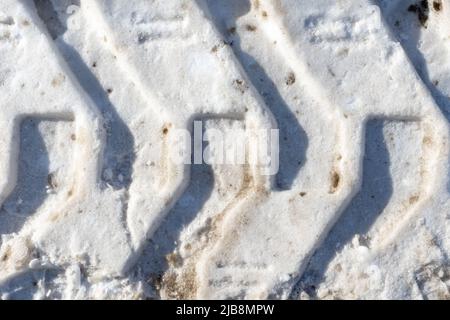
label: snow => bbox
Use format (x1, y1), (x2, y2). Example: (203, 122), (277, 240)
(0, 0), (450, 300)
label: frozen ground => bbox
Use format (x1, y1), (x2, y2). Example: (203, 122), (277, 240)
(1, 0), (450, 300)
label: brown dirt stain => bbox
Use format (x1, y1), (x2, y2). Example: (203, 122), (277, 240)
(51, 73), (66, 87)
(433, 1), (442, 11)
(161, 165), (265, 299)
(286, 72), (296, 86)
(245, 24), (257, 32)
(329, 170), (340, 193)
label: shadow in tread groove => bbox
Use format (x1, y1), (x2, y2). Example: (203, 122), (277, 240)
(376, 0), (450, 192)
(202, 0), (308, 190)
(33, 0), (135, 190)
(0, 268), (61, 299)
(133, 135), (214, 298)
(291, 120), (393, 299)
(34, 0), (67, 39)
(0, 119), (51, 237)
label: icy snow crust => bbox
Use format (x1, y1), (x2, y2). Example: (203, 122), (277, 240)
(0, 0), (450, 300)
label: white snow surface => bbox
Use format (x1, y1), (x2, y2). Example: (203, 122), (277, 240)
(0, 0), (450, 300)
